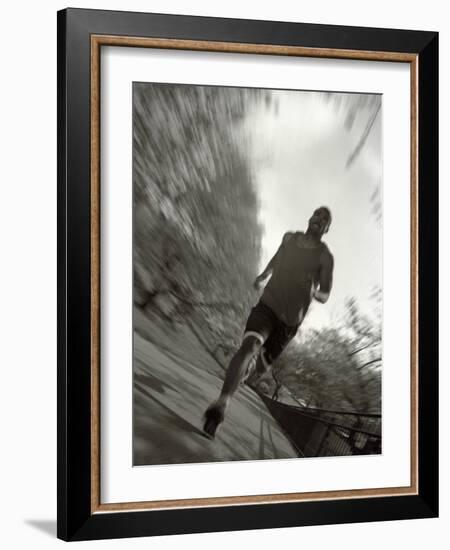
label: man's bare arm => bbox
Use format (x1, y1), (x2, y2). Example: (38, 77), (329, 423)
(314, 250), (334, 303)
(253, 232), (293, 289)
(254, 256), (276, 286)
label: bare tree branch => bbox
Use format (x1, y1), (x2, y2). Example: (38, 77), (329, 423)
(346, 102), (381, 168)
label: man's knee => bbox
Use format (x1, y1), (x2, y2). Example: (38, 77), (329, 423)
(240, 335), (263, 356)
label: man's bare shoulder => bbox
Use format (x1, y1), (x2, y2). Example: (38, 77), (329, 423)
(320, 242), (334, 265)
(282, 231), (295, 244)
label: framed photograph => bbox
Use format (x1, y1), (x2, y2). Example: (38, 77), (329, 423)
(57, 8), (438, 541)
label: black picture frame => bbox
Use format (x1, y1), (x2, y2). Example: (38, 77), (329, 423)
(57, 7), (438, 542)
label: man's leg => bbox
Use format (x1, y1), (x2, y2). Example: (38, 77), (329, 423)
(255, 349), (271, 376)
(246, 349), (271, 386)
(203, 335), (263, 437)
(252, 322), (300, 395)
(217, 335), (262, 407)
(203, 301), (275, 437)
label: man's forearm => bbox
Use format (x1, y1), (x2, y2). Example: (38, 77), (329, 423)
(257, 264), (273, 281)
(254, 260), (274, 289)
(256, 255), (277, 281)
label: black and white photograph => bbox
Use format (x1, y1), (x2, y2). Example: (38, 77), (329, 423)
(132, 82), (383, 466)
(0, 0), (444, 544)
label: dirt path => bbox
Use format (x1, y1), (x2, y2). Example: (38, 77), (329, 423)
(133, 308), (298, 465)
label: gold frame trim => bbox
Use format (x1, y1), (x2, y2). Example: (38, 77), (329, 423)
(90, 35), (419, 514)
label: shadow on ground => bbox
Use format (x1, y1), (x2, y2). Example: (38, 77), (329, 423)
(25, 519), (56, 538)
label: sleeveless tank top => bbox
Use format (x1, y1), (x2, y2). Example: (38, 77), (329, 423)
(261, 232), (325, 327)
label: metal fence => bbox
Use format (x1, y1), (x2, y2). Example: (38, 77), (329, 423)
(257, 391), (381, 457)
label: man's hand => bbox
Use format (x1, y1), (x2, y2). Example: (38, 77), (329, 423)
(313, 288), (330, 304)
(253, 274), (266, 291)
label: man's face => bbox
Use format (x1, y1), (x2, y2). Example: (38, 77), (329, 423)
(308, 208), (331, 236)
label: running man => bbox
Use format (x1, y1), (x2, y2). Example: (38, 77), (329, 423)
(203, 206), (334, 438)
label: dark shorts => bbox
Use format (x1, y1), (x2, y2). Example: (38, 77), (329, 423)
(243, 300), (299, 365)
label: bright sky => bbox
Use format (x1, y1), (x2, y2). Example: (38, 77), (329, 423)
(245, 90), (382, 331)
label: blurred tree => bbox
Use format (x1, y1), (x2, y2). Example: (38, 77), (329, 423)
(322, 92), (381, 166)
(258, 297), (381, 413)
(322, 92), (382, 225)
(133, 83), (270, 351)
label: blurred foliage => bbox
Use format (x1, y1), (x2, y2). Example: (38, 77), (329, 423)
(322, 92), (382, 224)
(259, 296), (382, 413)
(133, 83), (270, 350)
(321, 92), (381, 155)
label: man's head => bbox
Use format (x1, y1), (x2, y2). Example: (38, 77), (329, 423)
(307, 206), (332, 237)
